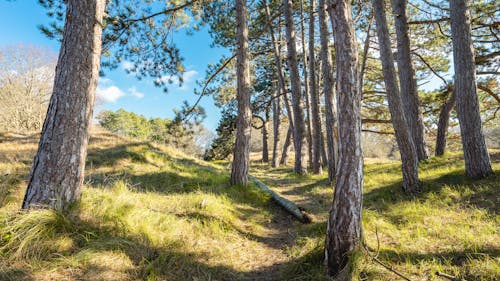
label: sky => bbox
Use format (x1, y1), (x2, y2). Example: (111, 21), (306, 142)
(0, 1), (228, 131)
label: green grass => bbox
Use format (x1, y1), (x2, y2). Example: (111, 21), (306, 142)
(0, 130), (498, 280)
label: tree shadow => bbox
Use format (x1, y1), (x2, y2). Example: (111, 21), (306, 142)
(363, 167), (499, 214)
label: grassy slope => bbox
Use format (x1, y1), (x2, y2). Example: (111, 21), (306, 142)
(0, 130), (498, 280)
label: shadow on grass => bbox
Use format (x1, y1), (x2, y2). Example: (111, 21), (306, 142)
(363, 165), (499, 214)
(0, 204), (315, 281)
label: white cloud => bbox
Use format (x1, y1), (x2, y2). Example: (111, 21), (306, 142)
(96, 85), (125, 103)
(121, 61), (134, 72)
(128, 86), (145, 99)
(98, 77), (112, 85)
(155, 70), (198, 90)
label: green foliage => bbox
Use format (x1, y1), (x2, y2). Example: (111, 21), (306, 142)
(37, 0), (209, 92)
(97, 108), (208, 156)
(203, 109), (236, 160)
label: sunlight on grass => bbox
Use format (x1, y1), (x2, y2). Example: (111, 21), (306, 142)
(0, 131), (498, 280)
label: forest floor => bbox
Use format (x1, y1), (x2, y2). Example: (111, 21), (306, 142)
(0, 129), (498, 280)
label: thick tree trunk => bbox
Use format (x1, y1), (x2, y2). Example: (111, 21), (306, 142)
(280, 125), (293, 165)
(22, 0), (106, 210)
(262, 107), (270, 162)
(391, 0), (428, 161)
(320, 0), (337, 182)
(373, 0), (421, 193)
(284, 0), (308, 174)
(300, 0), (314, 168)
(309, 0), (323, 174)
(450, 0), (493, 178)
(324, 0), (363, 278)
(435, 88), (455, 156)
(230, 0), (252, 186)
(272, 85), (281, 167)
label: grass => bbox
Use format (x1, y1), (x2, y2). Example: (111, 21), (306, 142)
(0, 129), (498, 280)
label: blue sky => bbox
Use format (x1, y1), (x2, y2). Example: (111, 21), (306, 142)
(0, 1), (228, 131)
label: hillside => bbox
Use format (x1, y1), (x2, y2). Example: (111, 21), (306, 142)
(0, 130), (499, 280)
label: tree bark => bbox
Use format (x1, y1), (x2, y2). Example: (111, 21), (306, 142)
(319, 0), (336, 182)
(230, 0), (252, 185)
(280, 124), (293, 165)
(308, 0), (323, 174)
(324, 0), (363, 278)
(450, 0), (493, 178)
(22, 0), (106, 210)
(435, 88), (455, 156)
(272, 84), (281, 167)
(391, 0), (428, 161)
(300, 0), (314, 168)
(284, 0), (308, 174)
(373, 0), (421, 193)
(262, 106), (270, 162)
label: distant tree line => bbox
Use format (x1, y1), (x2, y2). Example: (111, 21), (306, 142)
(97, 108), (212, 156)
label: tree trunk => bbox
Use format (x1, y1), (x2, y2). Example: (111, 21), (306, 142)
(280, 125), (293, 165)
(450, 0), (493, 178)
(272, 84), (281, 167)
(309, 0), (323, 174)
(284, 0), (308, 174)
(435, 88), (455, 156)
(321, 132), (328, 168)
(373, 0), (421, 193)
(230, 0), (252, 186)
(391, 0), (428, 161)
(359, 16), (373, 96)
(262, 107), (270, 162)
(324, 0), (363, 278)
(264, 0), (290, 168)
(320, 0), (337, 182)
(22, 0), (106, 210)
(300, 0), (314, 168)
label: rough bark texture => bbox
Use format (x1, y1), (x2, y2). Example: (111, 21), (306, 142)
(262, 107), (270, 162)
(272, 85), (281, 167)
(284, 0), (308, 174)
(280, 125), (293, 165)
(373, 0), (421, 193)
(22, 0), (106, 210)
(324, 0), (363, 277)
(300, 0), (314, 168)
(319, 0), (337, 182)
(450, 0), (493, 178)
(435, 89), (455, 156)
(391, 0), (428, 161)
(309, 0), (323, 174)
(230, 0), (252, 186)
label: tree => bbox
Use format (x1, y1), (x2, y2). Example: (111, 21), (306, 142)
(318, 0), (336, 182)
(324, 0), (363, 277)
(435, 86), (455, 156)
(450, 0), (493, 178)
(283, 0), (308, 174)
(271, 83), (281, 167)
(230, 0), (252, 185)
(373, 0), (421, 193)
(391, 0), (428, 161)
(308, 0), (323, 174)
(0, 45), (56, 132)
(22, 0), (106, 209)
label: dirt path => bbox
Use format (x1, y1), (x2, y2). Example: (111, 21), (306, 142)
(239, 164), (330, 280)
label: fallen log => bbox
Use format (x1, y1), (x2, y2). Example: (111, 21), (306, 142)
(248, 175), (312, 223)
